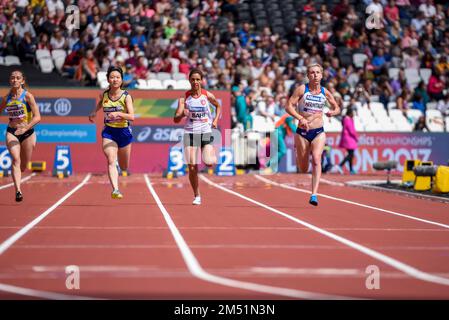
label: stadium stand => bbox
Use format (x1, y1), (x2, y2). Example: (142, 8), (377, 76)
(0, 0), (447, 133)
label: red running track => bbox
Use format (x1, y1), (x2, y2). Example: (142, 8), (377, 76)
(0, 172), (448, 299)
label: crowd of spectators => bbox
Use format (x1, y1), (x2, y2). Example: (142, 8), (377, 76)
(0, 0), (448, 131)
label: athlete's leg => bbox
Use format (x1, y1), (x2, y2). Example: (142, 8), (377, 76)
(6, 133), (21, 193)
(117, 143), (132, 171)
(184, 145), (200, 197)
(103, 138), (119, 191)
(310, 132), (326, 195)
(294, 134), (310, 173)
(202, 144), (217, 167)
(19, 132), (36, 172)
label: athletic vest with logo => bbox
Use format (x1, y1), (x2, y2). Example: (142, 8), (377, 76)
(102, 90), (129, 128)
(184, 89), (213, 134)
(297, 84), (327, 114)
(5, 90), (32, 124)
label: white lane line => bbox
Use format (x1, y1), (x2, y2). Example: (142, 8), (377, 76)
(144, 174), (354, 300)
(0, 173), (36, 190)
(314, 176), (345, 187)
(1, 226), (447, 232)
(10, 244), (449, 251)
(0, 283), (100, 300)
(0, 174), (91, 256)
(255, 175), (449, 230)
(201, 174), (449, 287)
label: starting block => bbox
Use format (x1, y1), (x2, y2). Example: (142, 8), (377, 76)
(432, 166), (449, 193)
(28, 161), (46, 172)
(0, 170), (10, 177)
(52, 168), (70, 179)
(402, 159), (421, 187)
(413, 161), (434, 191)
(162, 169), (178, 179)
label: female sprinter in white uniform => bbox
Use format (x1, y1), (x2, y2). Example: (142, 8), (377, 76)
(174, 68), (221, 205)
(0, 70), (41, 202)
(286, 63), (340, 206)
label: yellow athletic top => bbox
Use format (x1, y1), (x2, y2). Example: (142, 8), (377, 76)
(5, 90), (32, 124)
(102, 90), (129, 128)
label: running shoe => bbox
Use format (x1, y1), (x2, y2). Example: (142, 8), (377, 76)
(309, 194), (318, 206)
(192, 196), (201, 205)
(111, 190), (123, 199)
(15, 191), (23, 202)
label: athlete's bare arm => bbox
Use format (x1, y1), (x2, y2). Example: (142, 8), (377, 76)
(89, 93), (104, 122)
(324, 88), (341, 117)
(286, 84), (309, 131)
(174, 97), (187, 123)
(207, 91), (221, 128)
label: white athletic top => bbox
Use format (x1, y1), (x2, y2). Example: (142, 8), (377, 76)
(297, 84), (327, 114)
(183, 89), (213, 134)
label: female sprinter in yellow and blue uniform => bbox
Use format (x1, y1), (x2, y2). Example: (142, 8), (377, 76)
(89, 66), (134, 199)
(0, 70), (41, 202)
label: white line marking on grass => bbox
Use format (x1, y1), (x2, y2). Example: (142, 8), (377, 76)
(255, 175), (449, 230)
(144, 174), (354, 300)
(201, 174), (449, 287)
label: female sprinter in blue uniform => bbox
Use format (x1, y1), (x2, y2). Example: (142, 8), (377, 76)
(89, 66), (134, 199)
(0, 70), (41, 202)
(286, 63), (340, 206)
(174, 69), (221, 205)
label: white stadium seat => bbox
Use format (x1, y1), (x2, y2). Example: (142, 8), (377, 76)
(174, 79), (191, 90)
(4, 55), (21, 66)
(148, 79), (164, 89)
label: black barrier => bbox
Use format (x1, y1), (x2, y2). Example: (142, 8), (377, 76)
(413, 165), (438, 177)
(373, 161), (398, 171)
(373, 161), (398, 184)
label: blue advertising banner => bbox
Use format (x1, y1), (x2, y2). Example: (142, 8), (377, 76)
(278, 132), (449, 173)
(132, 125), (185, 144)
(1, 97), (95, 117)
(0, 124), (96, 143)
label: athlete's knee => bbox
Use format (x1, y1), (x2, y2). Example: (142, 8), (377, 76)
(12, 158), (21, 167)
(311, 156), (321, 167)
(297, 162), (309, 173)
(188, 164), (198, 173)
(204, 156), (217, 167)
(107, 157), (117, 166)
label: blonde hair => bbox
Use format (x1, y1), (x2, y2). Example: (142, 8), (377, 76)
(306, 63), (323, 74)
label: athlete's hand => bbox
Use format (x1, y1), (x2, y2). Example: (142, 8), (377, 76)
(88, 112), (96, 122)
(183, 109), (190, 117)
(212, 118), (218, 129)
(108, 112), (122, 120)
(298, 118), (309, 131)
(14, 127), (27, 135)
(325, 111), (334, 117)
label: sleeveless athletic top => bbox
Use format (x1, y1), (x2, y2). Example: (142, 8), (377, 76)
(183, 89), (213, 134)
(102, 90), (130, 128)
(297, 84), (327, 114)
(5, 90), (32, 124)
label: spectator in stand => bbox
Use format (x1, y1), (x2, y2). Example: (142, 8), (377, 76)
(414, 115), (431, 132)
(75, 49), (99, 86)
(396, 89), (411, 117)
(427, 69), (446, 101)
(338, 108), (358, 175)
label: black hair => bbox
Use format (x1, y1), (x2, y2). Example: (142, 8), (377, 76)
(189, 68), (203, 80)
(107, 66), (123, 79)
(346, 107), (354, 117)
